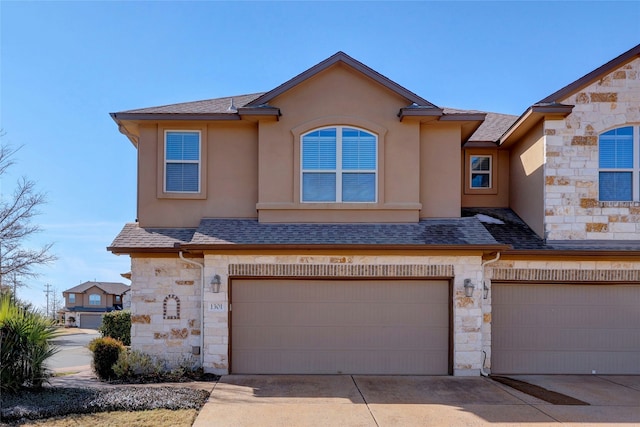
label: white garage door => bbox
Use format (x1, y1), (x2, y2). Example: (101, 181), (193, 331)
(492, 284), (640, 374)
(231, 279), (450, 375)
(80, 313), (103, 329)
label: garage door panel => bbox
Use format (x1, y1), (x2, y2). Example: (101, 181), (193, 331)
(234, 325), (448, 350)
(232, 279), (450, 374)
(492, 284), (640, 375)
(234, 349), (449, 375)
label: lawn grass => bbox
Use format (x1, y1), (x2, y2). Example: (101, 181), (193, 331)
(9, 409), (199, 426)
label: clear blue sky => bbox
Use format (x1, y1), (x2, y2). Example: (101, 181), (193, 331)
(1, 1), (639, 309)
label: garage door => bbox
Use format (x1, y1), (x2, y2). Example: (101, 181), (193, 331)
(80, 313), (103, 329)
(492, 284), (640, 374)
(231, 279), (450, 375)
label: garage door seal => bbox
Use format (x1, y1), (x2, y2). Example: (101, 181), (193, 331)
(490, 376), (589, 405)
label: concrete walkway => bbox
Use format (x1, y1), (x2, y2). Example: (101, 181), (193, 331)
(193, 374), (640, 426)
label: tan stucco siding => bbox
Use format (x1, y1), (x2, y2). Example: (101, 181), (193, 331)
(257, 63), (423, 223)
(420, 124), (461, 218)
(137, 122), (259, 227)
(461, 149), (510, 208)
(509, 121), (545, 237)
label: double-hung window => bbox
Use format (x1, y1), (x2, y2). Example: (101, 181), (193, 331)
(301, 127), (377, 202)
(599, 126), (639, 201)
(470, 155), (492, 189)
(165, 131), (200, 193)
(89, 294), (101, 305)
(69, 293), (75, 304)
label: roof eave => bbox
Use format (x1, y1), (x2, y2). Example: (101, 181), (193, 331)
(247, 51), (437, 108)
(500, 249), (640, 260)
(110, 112), (241, 121)
(397, 107), (444, 122)
(498, 103), (574, 147)
(538, 43), (640, 104)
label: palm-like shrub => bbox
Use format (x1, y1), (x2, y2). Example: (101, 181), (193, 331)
(0, 294), (60, 393)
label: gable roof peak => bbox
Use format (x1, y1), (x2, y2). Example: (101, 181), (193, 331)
(538, 43), (640, 104)
(246, 51), (438, 109)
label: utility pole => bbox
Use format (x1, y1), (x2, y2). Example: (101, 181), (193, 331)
(44, 283), (52, 318)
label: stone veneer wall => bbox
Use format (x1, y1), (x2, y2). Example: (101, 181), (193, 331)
(544, 57), (640, 240)
(130, 257), (203, 363)
(482, 259), (640, 370)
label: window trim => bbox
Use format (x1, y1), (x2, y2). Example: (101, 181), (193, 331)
(464, 149), (498, 195)
(598, 125), (639, 202)
(470, 155), (492, 189)
(300, 126), (378, 203)
(164, 130), (201, 193)
(89, 294), (101, 306)
(157, 126), (207, 199)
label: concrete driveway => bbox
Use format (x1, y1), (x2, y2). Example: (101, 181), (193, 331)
(193, 375), (640, 426)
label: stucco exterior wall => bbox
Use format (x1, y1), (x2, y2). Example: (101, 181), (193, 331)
(136, 121), (259, 228)
(510, 121), (546, 237)
(130, 252), (491, 376)
(544, 57), (640, 240)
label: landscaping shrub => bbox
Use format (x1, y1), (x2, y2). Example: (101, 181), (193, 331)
(99, 310), (131, 345)
(0, 294), (59, 393)
(90, 336), (125, 380)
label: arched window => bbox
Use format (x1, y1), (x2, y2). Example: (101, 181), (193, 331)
(301, 126), (377, 202)
(599, 126), (638, 201)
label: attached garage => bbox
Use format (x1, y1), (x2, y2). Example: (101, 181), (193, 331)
(491, 283), (640, 374)
(79, 313), (103, 329)
(231, 279), (451, 375)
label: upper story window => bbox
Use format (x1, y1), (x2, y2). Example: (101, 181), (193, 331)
(115, 295), (121, 303)
(165, 131), (200, 193)
(470, 155), (492, 189)
(68, 293), (75, 304)
(89, 294), (101, 305)
(599, 126), (639, 201)
(301, 127), (377, 202)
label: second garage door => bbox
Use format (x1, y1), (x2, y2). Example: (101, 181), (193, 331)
(79, 313), (103, 329)
(231, 279), (450, 375)
(492, 283), (640, 374)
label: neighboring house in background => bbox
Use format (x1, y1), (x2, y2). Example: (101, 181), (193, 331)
(63, 281), (130, 329)
(109, 44), (640, 376)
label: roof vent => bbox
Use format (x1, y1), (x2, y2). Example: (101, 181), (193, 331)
(227, 98), (238, 113)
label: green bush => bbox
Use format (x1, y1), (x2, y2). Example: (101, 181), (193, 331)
(98, 310), (131, 345)
(89, 336), (125, 380)
(0, 294), (59, 392)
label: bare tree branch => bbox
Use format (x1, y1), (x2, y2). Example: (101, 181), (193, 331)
(0, 138), (56, 286)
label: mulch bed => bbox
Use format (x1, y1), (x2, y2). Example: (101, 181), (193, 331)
(490, 376), (590, 405)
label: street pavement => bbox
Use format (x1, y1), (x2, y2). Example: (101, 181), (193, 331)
(47, 329), (99, 371)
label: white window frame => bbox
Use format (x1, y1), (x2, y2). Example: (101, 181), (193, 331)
(598, 125), (640, 202)
(164, 130), (201, 193)
(300, 126), (378, 203)
(89, 294), (101, 305)
(469, 155), (492, 189)
(68, 293), (75, 304)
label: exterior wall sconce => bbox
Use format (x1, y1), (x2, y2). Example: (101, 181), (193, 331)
(463, 279), (475, 297)
(211, 274), (221, 293)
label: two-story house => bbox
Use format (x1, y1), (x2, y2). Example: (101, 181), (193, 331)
(63, 281), (130, 329)
(109, 44), (640, 376)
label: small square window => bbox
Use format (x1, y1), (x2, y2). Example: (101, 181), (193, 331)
(470, 155), (492, 189)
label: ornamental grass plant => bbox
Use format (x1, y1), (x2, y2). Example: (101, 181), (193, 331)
(0, 293), (60, 393)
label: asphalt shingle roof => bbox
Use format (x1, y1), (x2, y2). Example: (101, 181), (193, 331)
(462, 208), (640, 251)
(120, 93), (265, 115)
(109, 217), (502, 251)
(64, 281), (130, 295)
